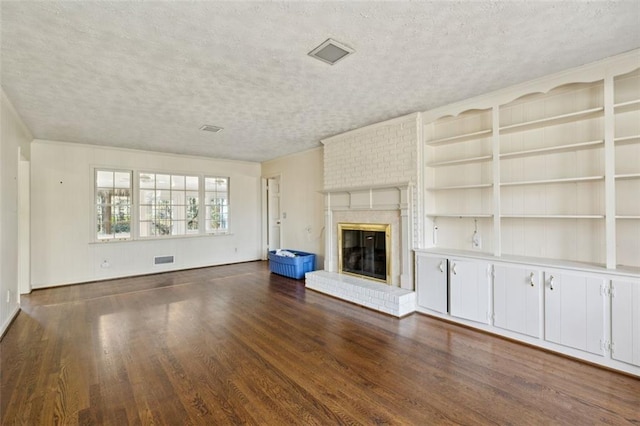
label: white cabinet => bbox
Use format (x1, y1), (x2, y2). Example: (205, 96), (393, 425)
(493, 264), (541, 338)
(544, 271), (606, 356)
(611, 279), (640, 367)
(414, 249), (639, 375)
(416, 255), (448, 314)
(449, 259), (491, 324)
(414, 253), (491, 323)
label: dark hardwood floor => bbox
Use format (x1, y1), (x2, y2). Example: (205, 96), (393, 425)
(1, 261), (639, 425)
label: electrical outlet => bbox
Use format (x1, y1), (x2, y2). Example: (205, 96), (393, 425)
(101, 260), (110, 269)
(472, 231), (482, 250)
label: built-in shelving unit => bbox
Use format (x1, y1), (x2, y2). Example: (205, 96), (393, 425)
(499, 81), (605, 265)
(424, 108), (494, 254)
(421, 55), (639, 271)
(417, 52), (640, 379)
(613, 68), (640, 270)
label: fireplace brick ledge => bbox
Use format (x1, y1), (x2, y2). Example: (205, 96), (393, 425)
(305, 270), (416, 317)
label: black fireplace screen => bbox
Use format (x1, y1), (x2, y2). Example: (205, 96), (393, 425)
(341, 228), (387, 281)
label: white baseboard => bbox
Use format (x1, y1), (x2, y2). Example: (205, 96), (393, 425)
(0, 305), (21, 340)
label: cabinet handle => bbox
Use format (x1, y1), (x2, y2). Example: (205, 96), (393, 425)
(529, 272), (535, 287)
(451, 263), (457, 275)
(549, 275), (554, 291)
(438, 261), (444, 273)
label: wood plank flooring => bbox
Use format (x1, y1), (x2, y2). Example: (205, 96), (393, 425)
(1, 261), (639, 425)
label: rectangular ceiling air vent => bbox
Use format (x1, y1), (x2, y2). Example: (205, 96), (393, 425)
(308, 38), (354, 65)
(200, 125), (224, 133)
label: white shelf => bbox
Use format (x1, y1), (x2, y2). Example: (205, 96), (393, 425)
(427, 213), (493, 218)
(615, 173), (640, 180)
(500, 140), (603, 159)
(426, 155), (493, 167)
(615, 134), (640, 145)
(501, 214), (604, 219)
(500, 176), (604, 187)
(614, 99), (640, 113)
(499, 107), (604, 134)
(426, 129), (492, 146)
(427, 183), (493, 191)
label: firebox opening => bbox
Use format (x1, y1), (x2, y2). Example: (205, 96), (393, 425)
(338, 223), (391, 284)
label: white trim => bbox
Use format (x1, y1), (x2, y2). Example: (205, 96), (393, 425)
(261, 146), (322, 165)
(421, 49), (640, 122)
(0, 305), (20, 340)
(32, 139), (259, 167)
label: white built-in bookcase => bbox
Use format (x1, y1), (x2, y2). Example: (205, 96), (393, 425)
(422, 52), (639, 273)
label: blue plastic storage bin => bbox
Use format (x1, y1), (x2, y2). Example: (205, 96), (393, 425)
(268, 250), (316, 279)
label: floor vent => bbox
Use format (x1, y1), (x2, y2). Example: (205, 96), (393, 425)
(154, 255), (174, 265)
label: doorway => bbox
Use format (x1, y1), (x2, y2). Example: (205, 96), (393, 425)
(263, 175), (282, 258)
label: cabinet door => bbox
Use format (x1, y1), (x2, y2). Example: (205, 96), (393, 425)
(611, 279), (640, 367)
(493, 264), (541, 338)
(544, 271), (605, 356)
(416, 255), (448, 314)
(450, 259), (491, 324)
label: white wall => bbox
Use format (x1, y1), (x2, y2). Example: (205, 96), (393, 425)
(261, 147), (324, 266)
(30, 140), (262, 288)
(1, 89), (33, 335)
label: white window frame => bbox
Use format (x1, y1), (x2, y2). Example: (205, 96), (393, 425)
(204, 176), (230, 235)
(138, 171), (201, 239)
(92, 167), (232, 243)
(94, 168), (133, 242)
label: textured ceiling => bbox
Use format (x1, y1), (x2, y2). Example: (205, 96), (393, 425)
(2, 1), (639, 162)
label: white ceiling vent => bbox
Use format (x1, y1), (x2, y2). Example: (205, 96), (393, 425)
(308, 39), (354, 65)
(200, 124), (224, 133)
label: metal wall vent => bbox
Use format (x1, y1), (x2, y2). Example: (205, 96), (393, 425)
(308, 39), (354, 65)
(200, 125), (223, 133)
(154, 255), (175, 265)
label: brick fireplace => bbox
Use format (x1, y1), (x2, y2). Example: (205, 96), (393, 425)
(305, 184), (416, 316)
(305, 113), (419, 317)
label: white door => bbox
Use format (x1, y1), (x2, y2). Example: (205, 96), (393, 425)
(544, 271), (605, 356)
(449, 259), (491, 324)
(611, 279), (640, 367)
(493, 264), (541, 338)
(267, 176), (282, 253)
(416, 255), (448, 314)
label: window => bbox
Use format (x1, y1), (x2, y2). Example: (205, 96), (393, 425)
(95, 169), (132, 240)
(94, 169), (229, 241)
(139, 173), (200, 237)
(205, 176), (229, 234)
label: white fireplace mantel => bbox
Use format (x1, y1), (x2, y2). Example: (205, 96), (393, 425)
(322, 182), (414, 290)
